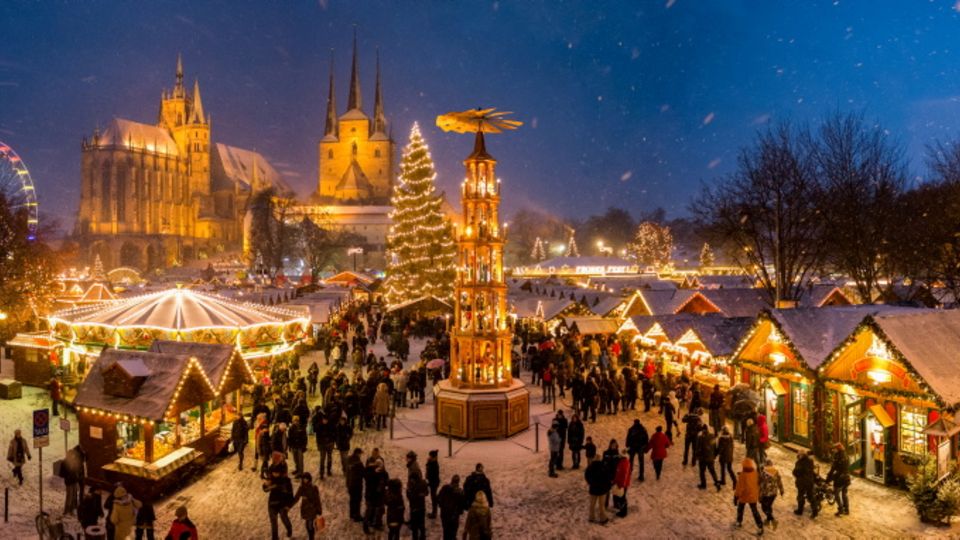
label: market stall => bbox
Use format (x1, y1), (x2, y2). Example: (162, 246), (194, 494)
(74, 342), (253, 497)
(731, 307), (880, 449)
(7, 332), (64, 387)
(817, 310), (960, 486)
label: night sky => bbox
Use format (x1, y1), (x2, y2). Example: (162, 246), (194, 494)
(4, 1), (960, 230)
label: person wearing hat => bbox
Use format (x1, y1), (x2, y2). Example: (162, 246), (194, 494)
(109, 486), (140, 540)
(825, 443), (851, 516)
(426, 449), (441, 519)
(165, 505), (199, 540)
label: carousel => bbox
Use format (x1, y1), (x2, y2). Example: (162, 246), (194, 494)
(48, 286), (311, 380)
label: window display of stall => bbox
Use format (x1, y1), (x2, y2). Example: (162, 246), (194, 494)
(178, 406), (204, 444)
(900, 406), (927, 457)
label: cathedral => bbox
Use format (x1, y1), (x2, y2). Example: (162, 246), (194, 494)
(298, 36), (396, 264)
(75, 56), (288, 271)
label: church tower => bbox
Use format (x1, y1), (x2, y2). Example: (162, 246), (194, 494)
(316, 33), (394, 204)
(160, 56), (211, 198)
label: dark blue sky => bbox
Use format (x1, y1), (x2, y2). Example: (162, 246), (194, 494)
(4, 0), (960, 230)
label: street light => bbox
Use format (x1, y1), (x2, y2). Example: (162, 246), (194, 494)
(0, 311), (7, 321)
(347, 247), (364, 272)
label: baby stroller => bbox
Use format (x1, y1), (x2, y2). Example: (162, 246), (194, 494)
(813, 468), (836, 507)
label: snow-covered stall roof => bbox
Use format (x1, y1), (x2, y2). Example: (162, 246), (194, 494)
(50, 287), (306, 330)
(635, 289), (695, 315)
(148, 341), (242, 391)
(767, 305), (913, 368)
(697, 288), (769, 318)
(74, 348), (208, 421)
(564, 317), (620, 335)
(868, 309), (960, 406)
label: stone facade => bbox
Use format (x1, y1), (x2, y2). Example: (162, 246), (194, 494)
(75, 56), (287, 271)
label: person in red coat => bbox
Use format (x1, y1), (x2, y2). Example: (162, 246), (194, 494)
(757, 413), (770, 463)
(165, 505), (199, 540)
(49, 377), (62, 417)
(648, 425), (672, 480)
(612, 455), (632, 517)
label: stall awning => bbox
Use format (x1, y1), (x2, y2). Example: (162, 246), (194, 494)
(924, 417), (960, 437)
(869, 404), (895, 428)
(765, 377), (787, 396)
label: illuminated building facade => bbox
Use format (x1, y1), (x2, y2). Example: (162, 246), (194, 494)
(75, 56), (289, 270)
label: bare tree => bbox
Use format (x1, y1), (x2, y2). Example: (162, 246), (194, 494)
(692, 122), (825, 305)
(914, 141), (960, 304)
(814, 111), (907, 302)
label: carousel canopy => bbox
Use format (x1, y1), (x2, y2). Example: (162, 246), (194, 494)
(51, 287), (306, 330)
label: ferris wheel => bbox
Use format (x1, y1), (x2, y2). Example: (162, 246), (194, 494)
(0, 141), (39, 240)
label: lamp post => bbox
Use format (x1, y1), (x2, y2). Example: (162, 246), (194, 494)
(346, 247), (364, 272)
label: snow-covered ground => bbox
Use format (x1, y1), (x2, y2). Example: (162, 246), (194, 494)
(1, 337), (955, 539)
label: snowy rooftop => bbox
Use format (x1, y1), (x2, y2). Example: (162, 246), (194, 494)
(768, 305), (916, 368)
(98, 118), (179, 156)
(868, 309), (960, 405)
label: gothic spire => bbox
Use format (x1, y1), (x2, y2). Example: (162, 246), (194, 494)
(347, 27), (362, 111)
(175, 53), (184, 95)
(324, 50), (338, 138)
(373, 48), (386, 135)
(190, 79), (206, 124)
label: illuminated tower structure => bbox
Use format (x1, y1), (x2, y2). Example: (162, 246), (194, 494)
(435, 109), (529, 439)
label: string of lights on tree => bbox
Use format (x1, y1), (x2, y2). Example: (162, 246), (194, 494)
(565, 229), (579, 257)
(384, 122), (457, 306)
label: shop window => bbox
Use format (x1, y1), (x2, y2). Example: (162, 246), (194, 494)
(792, 384), (809, 438)
(154, 421), (176, 460)
(178, 406), (203, 444)
(117, 421), (145, 460)
(900, 406), (926, 456)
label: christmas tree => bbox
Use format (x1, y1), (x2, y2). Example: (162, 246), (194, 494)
(565, 229), (580, 257)
(91, 254), (106, 281)
(699, 242), (715, 268)
(632, 221), (673, 269)
(531, 237), (546, 261)
(384, 122), (457, 306)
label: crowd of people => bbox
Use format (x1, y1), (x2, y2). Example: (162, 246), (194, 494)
(8, 300), (864, 539)
(517, 328), (857, 537)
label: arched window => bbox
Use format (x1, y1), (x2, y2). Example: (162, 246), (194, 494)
(374, 149), (381, 158)
(327, 149), (333, 159)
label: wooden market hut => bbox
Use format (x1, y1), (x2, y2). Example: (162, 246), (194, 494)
(74, 342), (253, 497)
(817, 309), (960, 486)
(732, 306), (904, 450)
(619, 314), (749, 387)
(7, 332), (64, 387)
